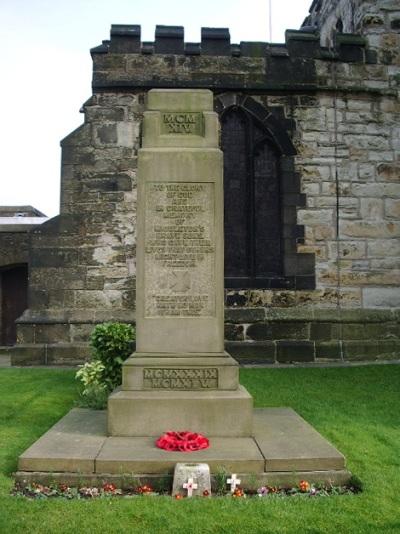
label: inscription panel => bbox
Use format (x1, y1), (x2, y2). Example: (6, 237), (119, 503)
(143, 368), (218, 389)
(161, 112), (203, 135)
(144, 182), (215, 318)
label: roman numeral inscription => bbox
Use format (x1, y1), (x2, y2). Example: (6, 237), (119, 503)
(161, 112), (203, 135)
(143, 368), (218, 389)
(144, 182), (215, 318)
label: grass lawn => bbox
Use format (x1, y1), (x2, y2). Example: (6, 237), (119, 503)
(0, 365), (399, 533)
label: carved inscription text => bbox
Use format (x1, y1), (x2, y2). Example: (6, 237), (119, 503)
(161, 112), (203, 135)
(143, 368), (218, 389)
(144, 182), (215, 318)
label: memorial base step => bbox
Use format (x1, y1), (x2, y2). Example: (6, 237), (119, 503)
(107, 385), (253, 437)
(16, 407), (351, 489)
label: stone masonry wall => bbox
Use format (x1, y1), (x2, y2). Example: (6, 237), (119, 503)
(14, 95), (142, 364)
(11, 13), (400, 365)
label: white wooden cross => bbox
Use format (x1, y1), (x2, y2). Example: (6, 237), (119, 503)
(183, 477), (198, 497)
(227, 474), (241, 493)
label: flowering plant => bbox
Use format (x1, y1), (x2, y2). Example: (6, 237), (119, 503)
(156, 431), (209, 452)
(137, 484), (153, 495)
(102, 482), (118, 494)
(299, 480), (311, 492)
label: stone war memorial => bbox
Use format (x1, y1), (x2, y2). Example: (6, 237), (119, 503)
(17, 88), (350, 489)
(8, 0), (400, 491)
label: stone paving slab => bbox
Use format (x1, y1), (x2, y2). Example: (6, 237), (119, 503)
(253, 408), (345, 472)
(0, 354), (11, 367)
(96, 436), (264, 474)
(18, 409), (107, 473)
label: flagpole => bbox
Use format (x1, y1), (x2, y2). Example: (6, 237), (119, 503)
(269, 0), (272, 42)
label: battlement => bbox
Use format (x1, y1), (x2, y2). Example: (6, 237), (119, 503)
(91, 24), (371, 63)
(90, 25), (382, 93)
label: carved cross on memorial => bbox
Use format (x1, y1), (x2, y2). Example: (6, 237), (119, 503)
(107, 89), (253, 440)
(183, 477), (198, 497)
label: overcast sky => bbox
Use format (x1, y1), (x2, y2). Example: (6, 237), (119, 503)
(1, 0), (312, 217)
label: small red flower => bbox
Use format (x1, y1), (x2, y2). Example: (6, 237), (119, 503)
(156, 431), (209, 452)
(232, 487), (245, 498)
(137, 484), (153, 494)
(103, 482), (117, 493)
(299, 480), (310, 493)
(174, 494), (184, 499)
(203, 489), (210, 497)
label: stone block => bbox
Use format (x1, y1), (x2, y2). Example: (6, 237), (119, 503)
(246, 322), (309, 341)
(18, 409), (106, 473)
(343, 340), (399, 361)
(172, 463), (211, 497)
(135, 147), (224, 354)
(276, 341), (315, 363)
(225, 291), (249, 307)
(16, 325), (35, 344)
(224, 307), (265, 323)
(377, 162), (400, 182)
(225, 341), (276, 364)
(385, 199), (400, 219)
(107, 386), (253, 437)
(34, 324), (70, 344)
(310, 323), (341, 341)
(147, 89), (214, 112)
(10, 345), (46, 366)
(46, 343), (91, 365)
(367, 239), (400, 257)
(246, 323), (272, 341)
(70, 323), (95, 343)
(96, 436), (264, 475)
(224, 323), (244, 341)
(315, 341), (343, 360)
(363, 288), (400, 308)
(122, 354), (239, 391)
(253, 408), (345, 472)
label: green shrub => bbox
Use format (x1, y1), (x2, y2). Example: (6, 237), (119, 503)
(76, 359), (105, 388)
(75, 360), (108, 409)
(77, 382), (109, 410)
(90, 322), (135, 391)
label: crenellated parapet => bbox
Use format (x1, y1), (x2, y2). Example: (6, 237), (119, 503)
(90, 25), (384, 93)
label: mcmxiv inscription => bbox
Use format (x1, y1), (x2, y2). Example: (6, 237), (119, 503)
(143, 368), (218, 389)
(161, 112), (203, 135)
(145, 182), (215, 318)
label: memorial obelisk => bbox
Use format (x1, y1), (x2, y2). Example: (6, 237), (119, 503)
(108, 89), (253, 437)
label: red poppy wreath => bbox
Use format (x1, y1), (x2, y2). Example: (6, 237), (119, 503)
(156, 431), (210, 452)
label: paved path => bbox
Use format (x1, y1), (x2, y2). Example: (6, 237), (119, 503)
(1, 357), (399, 370)
(0, 354), (11, 367)
(242, 359), (400, 368)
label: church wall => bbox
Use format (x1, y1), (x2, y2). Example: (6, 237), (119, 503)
(10, 15), (400, 365)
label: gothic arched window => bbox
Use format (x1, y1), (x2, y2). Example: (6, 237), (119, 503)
(221, 106), (281, 287)
(216, 95), (316, 291)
